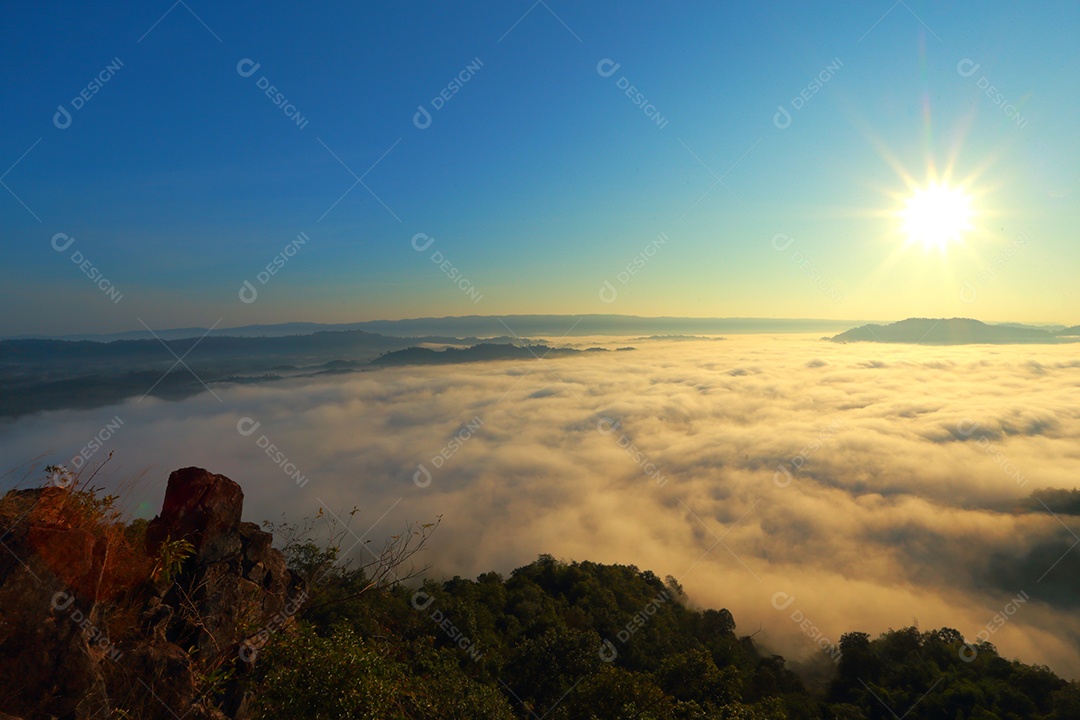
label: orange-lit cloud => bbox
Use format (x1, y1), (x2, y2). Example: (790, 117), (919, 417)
(5, 335), (1080, 675)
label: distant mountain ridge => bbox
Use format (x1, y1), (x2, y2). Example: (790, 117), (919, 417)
(830, 318), (1077, 344)
(371, 343), (617, 366)
(6, 315), (865, 342)
(0, 331), (518, 364)
(0, 331), (611, 418)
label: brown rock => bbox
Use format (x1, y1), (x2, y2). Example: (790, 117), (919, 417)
(146, 467), (244, 565)
(0, 529), (111, 718)
(239, 522), (291, 603)
(27, 525), (99, 595)
(0, 468), (293, 719)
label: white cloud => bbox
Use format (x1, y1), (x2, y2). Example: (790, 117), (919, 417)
(4, 335), (1080, 675)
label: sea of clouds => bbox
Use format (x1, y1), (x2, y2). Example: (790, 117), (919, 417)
(4, 334), (1080, 675)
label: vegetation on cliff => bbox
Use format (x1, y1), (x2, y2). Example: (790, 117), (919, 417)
(2, 468), (1079, 719)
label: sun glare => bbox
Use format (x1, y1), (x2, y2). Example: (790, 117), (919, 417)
(899, 181), (974, 252)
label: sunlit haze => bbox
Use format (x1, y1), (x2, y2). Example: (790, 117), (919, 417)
(3, 3), (1080, 718)
(2, 2), (1077, 334)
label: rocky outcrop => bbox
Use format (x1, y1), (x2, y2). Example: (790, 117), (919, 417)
(0, 467), (299, 720)
(146, 467), (245, 564)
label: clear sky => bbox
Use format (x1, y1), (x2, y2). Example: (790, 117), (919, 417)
(2, 1), (1077, 335)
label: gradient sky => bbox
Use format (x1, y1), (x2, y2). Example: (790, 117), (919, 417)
(2, 1), (1077, 336)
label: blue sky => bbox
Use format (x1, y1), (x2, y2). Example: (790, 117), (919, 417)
(2, 1), (1078, 335)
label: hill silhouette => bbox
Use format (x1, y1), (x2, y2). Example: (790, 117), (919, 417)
(830, 317), (1069, 344)
(0, 332), (540, 419)
(371, 343), (614, 366)
(5, 315), (859, 342)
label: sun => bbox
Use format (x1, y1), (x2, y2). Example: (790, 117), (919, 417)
(899, 181), (974, 252)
